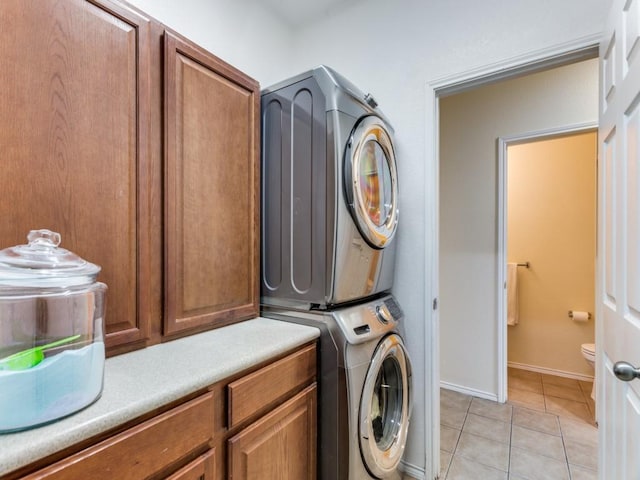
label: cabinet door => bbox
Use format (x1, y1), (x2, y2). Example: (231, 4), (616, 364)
(228, 385), (317, 480)
(0, 0), (152, 352)
(163, 31), (259, 335)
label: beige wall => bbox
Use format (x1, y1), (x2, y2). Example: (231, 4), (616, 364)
(507, 132), (596, 376)
(439, 58), (599, 397)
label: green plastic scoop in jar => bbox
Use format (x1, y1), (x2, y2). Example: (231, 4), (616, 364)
(0, 335), (81, 371)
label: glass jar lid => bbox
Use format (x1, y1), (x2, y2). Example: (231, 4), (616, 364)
(0, 229), (101, 287)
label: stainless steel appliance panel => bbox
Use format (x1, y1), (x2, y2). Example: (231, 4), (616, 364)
(261, 66), (398, 309)
(261, 76), (328, 306)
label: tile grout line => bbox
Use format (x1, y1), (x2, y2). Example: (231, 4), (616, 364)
(440, 394), (473, 479)
(557, 414), (573, 480)
(446, 397), (475, 479)
(452, 397), (472, 456)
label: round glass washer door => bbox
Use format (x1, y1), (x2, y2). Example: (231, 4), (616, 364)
(359, 333), (412, 478)
(344, 116), (398, 249)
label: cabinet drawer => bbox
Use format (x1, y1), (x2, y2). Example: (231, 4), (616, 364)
(25, 392), (215, 480)
(227, 344), (316, 428)
(166, 449), (216, 480)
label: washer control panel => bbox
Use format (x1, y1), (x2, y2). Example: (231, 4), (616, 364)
(331, 294), (403, 345)
(383, 296), (403, 319)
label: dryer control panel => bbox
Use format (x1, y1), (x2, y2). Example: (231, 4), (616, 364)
(331, 295), (403, 345)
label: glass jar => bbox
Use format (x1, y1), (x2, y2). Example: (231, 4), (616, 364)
(0, 229), (107, 432)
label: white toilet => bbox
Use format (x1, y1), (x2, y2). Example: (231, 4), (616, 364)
(581, 343), (596, 399)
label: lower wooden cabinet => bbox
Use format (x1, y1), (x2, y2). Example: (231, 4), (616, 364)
(228, 385), (317, 480)
(22, 392), (216, 480)
(12, 343), (316, 480)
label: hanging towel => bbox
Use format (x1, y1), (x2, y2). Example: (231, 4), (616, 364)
(507, 263), (519, 326)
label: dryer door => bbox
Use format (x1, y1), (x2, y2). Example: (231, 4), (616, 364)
(359, 333), (412, 478)
(344, 115), (398, 249)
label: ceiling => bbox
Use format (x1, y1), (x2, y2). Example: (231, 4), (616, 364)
(259, 0), (362, 27)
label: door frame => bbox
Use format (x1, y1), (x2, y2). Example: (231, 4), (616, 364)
(497, 123), (598, 403)
(425, 36), (600, 479)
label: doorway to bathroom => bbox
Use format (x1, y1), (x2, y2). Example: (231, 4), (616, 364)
(436, 57), (600, 480)
(499, 128), (597, 419)
(439, 57), (599, 403)
(433, 40), (606, 478)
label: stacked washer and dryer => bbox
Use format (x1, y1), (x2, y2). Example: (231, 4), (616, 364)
(260, 66), (412, 480)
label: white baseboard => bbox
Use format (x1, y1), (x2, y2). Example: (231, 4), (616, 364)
(439, 381), (499, 402)
(400, 460), (426, 479)
(507, 361), (594, 382)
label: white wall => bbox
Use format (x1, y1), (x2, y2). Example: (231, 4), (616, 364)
(118, 0), (611, 476)
(285, 2), (609, 476)
(124, 0), (294, 86)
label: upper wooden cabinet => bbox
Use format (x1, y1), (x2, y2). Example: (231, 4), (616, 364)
(0, 0), (259, 353)
(0, 0), (153, 351)
(163, 32), (260, 336)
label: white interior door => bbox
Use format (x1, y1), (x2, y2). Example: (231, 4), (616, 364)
(599, 0), (640, 477)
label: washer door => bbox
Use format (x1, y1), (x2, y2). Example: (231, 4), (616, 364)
(359, 334), (412, 478)
(344, 116), (398, 249)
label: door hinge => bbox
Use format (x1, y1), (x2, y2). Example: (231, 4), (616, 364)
(433, 298), (438, 310)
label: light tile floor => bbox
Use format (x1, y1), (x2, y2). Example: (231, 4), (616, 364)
(439, 368), (598, 480)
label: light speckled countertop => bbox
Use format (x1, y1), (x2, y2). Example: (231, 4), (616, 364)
(0, 317), (319, 477)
